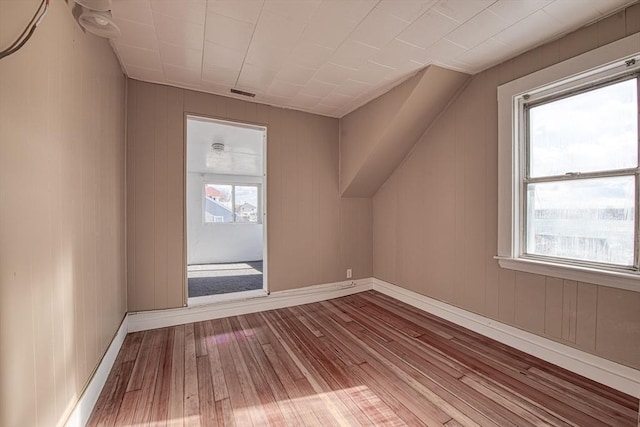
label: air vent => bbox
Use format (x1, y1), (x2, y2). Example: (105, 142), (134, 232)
(230, 88), (256, 98)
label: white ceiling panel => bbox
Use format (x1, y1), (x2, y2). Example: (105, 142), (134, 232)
(261, 0), (320, 22)
(206, 0), (264, 24)
(489, 0), (553, 22)
(203, 41), (245, 70)
(299, 79), (339, 98)
(433, 0), (495, 23)
(245, 43), (290, 70)
(375, 0), (436, 22)
(150, 0), (207, 24)
(267, 80), (303, 98)
(204, 13), (254, 51)
(288, 43), (335, 69)
(275, 63), (317, 86)
(372, 39), (426, 68)
(300, 16), (359, 50)
(419, 38), (467, 64)
(396, 9), (459, 49)
(113, 18), (158, 51)
(290, 92), (323, 109)
(353, 61), (396, 85)
(251, 10), (306, 48)
(111, 0), (154, 25)
(202, 65), (238, 86)
(493, 10), (561, 47)
(237, 63), (278, 90)
(445, 9), (508, 49)
(330, 40), (380, 70)
(164, 64), (202, 86)
(116, 44), (163, 70)
(543, 0), (604, 23)
(314, 63), (357, 86)
(154, 13), (204, 50)
(321, 91), (354, 108)
(111, 0), (636, 118)
(159, 42), (202, 69)
(454, 38), (510, 71)
(126, 64), (165, 82)
(335, 79), (374, 97)
(350, 8), (411, 48)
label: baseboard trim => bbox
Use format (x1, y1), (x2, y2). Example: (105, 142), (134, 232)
(128, 278), (373, 333)
(373, 278), (640, 398)
(64, 315), (129, 427)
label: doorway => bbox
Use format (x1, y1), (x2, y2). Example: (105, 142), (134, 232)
(186, 115), (267, 304)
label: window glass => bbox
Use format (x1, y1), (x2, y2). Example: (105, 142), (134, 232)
(525, 177), (635, 266)
(234, 186), (258, 223)
(528, 79), (638, 178)
(204, 184), (233, 223)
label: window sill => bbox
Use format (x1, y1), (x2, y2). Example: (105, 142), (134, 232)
(495, 256), (640, 293)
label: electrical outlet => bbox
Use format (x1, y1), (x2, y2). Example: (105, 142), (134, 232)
(346, 269), (352, 279)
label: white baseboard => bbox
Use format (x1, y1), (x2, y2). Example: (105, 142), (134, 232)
(128, 278), (373, 333)
(64, 315), (129, 427)
(373, 278), (640, 399)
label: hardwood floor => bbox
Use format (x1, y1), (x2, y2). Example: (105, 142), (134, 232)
(88, 291), (639, 426)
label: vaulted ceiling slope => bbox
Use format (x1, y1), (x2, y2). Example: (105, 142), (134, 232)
(110, 0), (634, 118)
(340, 65), (469, 197)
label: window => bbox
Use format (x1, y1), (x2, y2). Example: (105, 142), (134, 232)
(523, 78), (638, 268)
(497, 33), (640, 291)
(204, 183), (260, 224)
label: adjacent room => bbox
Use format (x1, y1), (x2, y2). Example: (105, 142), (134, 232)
(1, 0), (639, 426)
(186, 115), (267, 302)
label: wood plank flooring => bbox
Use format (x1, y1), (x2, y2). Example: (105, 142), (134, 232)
(88, 291), (639, 426)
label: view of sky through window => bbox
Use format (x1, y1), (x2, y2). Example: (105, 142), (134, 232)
(525, 78), (638, 266)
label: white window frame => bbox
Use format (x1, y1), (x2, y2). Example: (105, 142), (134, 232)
(203, 182), (262, 225)
(497, 33), (640, 293)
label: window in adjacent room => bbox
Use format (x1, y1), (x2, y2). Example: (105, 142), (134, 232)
(204, 183), (260, 224)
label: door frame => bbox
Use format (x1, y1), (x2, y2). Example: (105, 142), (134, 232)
(183, 113), (268, 306)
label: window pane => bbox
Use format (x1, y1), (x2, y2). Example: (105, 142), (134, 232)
(204, 184), (233, 223)
(525, 177), (635, 266)
(528, 79), (638, 177)
(234, 185), (258, 223)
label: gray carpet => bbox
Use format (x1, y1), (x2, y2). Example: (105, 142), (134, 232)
(188, 261), (263, 297)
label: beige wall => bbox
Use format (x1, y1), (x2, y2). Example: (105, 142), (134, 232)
(373, 5), (640, 370)
(127, 80), (372, 311)
(0, 1), (127, 426)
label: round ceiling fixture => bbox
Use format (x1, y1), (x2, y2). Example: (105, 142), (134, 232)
(211, 142), (225, 153)
(78, 9), (121, 38)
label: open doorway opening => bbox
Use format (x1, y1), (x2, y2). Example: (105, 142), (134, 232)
(186, 115), (266, 304)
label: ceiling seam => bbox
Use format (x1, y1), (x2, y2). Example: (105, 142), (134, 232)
(233, 0), (267, 90)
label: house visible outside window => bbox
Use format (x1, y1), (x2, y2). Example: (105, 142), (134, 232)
(204, 183), (260, 224)
(497, 34), (640, 290)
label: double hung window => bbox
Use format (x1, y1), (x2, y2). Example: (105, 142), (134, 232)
(522, 76), (638, 269)
(497, 35), (640, 290)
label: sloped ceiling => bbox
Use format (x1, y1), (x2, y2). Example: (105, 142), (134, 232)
(340, 65), (470, 197)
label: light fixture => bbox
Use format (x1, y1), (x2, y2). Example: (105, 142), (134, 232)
(78, 8), (120, 38)
(74, 0), (120, 39)
(211, 142), (225, 154)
